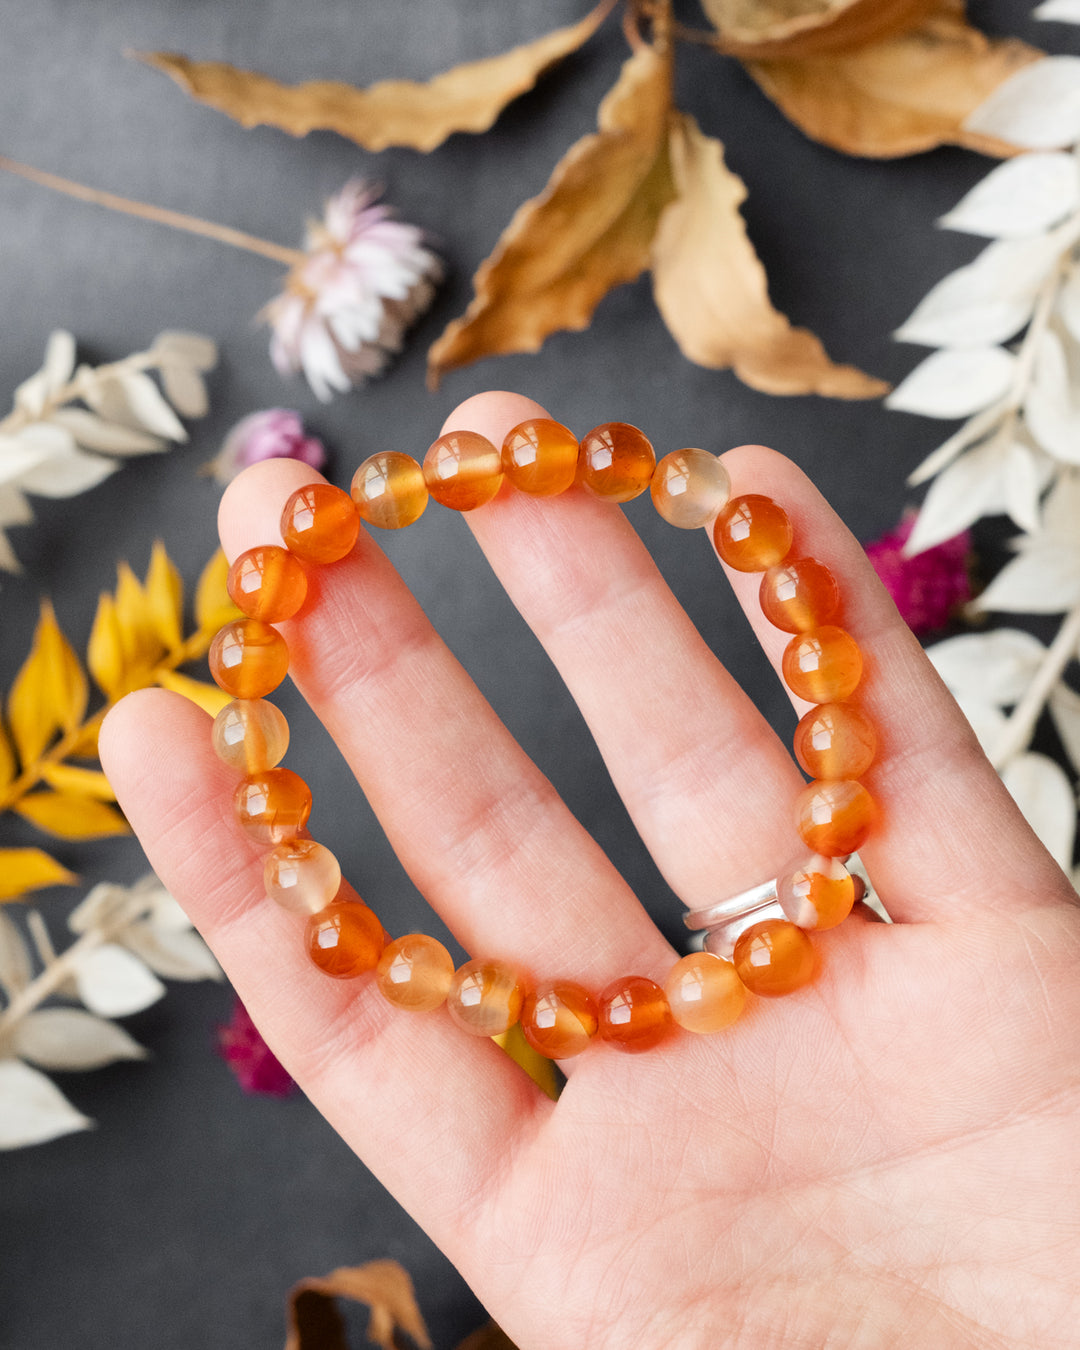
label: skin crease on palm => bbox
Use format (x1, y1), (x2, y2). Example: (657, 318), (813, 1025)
(99, 391), (1080, 1349)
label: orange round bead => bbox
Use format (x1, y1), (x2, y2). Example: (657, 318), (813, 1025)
(650, 448), (731, 529)
(209, 619), (290, 699)
(351, 451), (428, 529)
(778, 855), (857, 931)
(211, 698), (290, 774)
(664, 952), (746, 1033)
(306, 900), (385, 979)
(577, 422), (656, 503)
(423, 431), (503, 511)
(521, 981), (599, 1059)
(793, 702), (877, 779)
(733, 920), (817, 997)
(376, 934), (455, 1012)
(501, 419), (579, 496)
(227, 545), (308, 622)
(281, 483), (360, 563)
(234, 767), (312, 844)
(713, 495), (793, 572)
(447, 959), (526, 1036)
(795, 778), (877, 856)
(782, 626), (863, 703)
(598, 976), (673, 1053)
(264, 839), (341, 916)
(759, 556), (839, 633)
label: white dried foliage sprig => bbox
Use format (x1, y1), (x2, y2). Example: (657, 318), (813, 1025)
(887, 21), (1080, 877)
(0, 873), (221, 1150)
(0, 329), (217, 573)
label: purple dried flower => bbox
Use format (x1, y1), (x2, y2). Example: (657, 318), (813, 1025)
(210, 409), (326, 485)
(864, 512), (973, 636)
(218, 996), (294, 1098)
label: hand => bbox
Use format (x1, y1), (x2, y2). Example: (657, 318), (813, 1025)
(101, 391), (1080, 1349)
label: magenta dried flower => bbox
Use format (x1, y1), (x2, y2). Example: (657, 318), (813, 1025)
(210, 408), (326, 485)
(218, 996), (294, 1097)
(865, 513), (973, 636)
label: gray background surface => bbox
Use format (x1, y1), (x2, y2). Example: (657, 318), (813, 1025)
(0, 2), (1074, 1347)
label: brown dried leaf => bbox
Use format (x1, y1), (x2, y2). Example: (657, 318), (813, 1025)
(7, 601), (89, 768)
(703, 0), (938, 58)
(135, 0), (613, 154)
(284, 1261), (432, 1350)
(0, 848), (77, 903)
(651, 113), (886, 398)
(428, 44), (675, 386)
(743, 1), (1044, 158)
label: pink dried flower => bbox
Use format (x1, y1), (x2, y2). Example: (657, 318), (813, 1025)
(263, 180), (442, 402)
(218, 996), (294, 1098)
(210, 409), (326, 485)
(864, 512), (973, 636)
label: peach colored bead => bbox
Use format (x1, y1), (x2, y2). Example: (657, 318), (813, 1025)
(227, 545), (308, 622)
(794, 702), (877, 780)
(447, 959), (526, 1036)
(306, 900), (385, 979)
(501, 419), (579, 496)
(795, 778), (877, 857)
(733, 920), (817, 997)
(351, 451), (429, 529)
(264, 839), (341, 916)
(650, 448), (731, 528)
(713, 494), (793, 572)
(233, 767), (312, 844)
(664, 952), (746, 1033)
(521, 981), (599, 1059)
(424, 431), (503, 511)
(778, 855), (858, 931)
(598, 976), (673, 1053)
(759, 556), (839, 633)
(209, 619), (289, 699)
(281, 483), (360, 564)
(211, 698), (290, 774)
(376, 934), (455, 1012)
(576, 422), (655, 503)
(782, 626), (863, 703)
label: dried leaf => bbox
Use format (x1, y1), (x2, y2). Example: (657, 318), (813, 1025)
(702, 0), (937, 57)
(14, 791), (129, 840)
(0, 909), (32, 996)
(1024, 330), (1080, 466)
(39, 763), (116, 801)
(48, 408), (166, 455)
(285, 1261), (432, 1350)
(1035, 0), (1080, 18)
(927, 628), (1047, 705)
(65, 719), (100, 760)
(0, 433), (53, 489)
(145, 541), (184, 653)
(136, 2), (612, 153)
(954, 693), (1008, 756)
(159, 363), (208, 418)
(0, 848), (76, 903)
(1060, 267), (1080, 343)
(428, 44), (674, 386)
(68, 881), (134, 935)
(14, 438), (118, 499)
(1050, 681), (1080, 774)
(938, 151), (1080, 239)
(87, 592), (125, 698)
(493, 1021), (558, 1099)
(195, 548), (241, 633)
(651, 112), (887, 397)
(120, 922), (221, 982)
(14, 1008), (146, 1071)
(7, 600), (88, 767)
(965, 54), (1080, 150)
(152, 330), (218, 371)
(114, 561), (165, 675)
(154, 669), (232, 718)
(1001, 751), (1076, 870)
(42, 330), (76, 394)
(905, 437), (1044, 554)
(0, 720), (15, 791)
(886, 346), (1016, 419)
(743, 3), (1043, 159)
(72, 943), (164, 1017)
(118, 371), (187, 440)
(974, 476), (1080, 613)
(0, 1058), (91, 1150)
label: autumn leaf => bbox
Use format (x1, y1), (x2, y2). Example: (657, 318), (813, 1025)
(650, 112), (886, 398)
(156, 670), (232, 718)
(14, 791), (129, 840)
(87, 592), (125, 699)
(40, 763), (116, 801)
(134, 0), (614, 154)
(494, 1021), (559, 1100)
(0, 722), (15, 791)
(285, 1261), (432, 1350)
(428, 43), (675, 387)
(145, 539), (183, 653)
(7, 600), (88, 768)
(114, 560), (166, 677)
(742, 0), (1044, 159)
(195, 548), (240, 633)
(702, 0), (939, 58)
(0, 848), (76, 903)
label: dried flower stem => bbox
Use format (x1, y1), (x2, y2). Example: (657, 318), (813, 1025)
(989, 597), (1080, 772)
(0, 154), (305, 268)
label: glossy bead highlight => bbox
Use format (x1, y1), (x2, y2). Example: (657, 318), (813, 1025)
(793, 702), (877, 780)
(733, 920), (817, 997)
(351, 451), (428, 529)
(233, 767), (312, 844)
(376, 934), (455, 1011)
(664, 953), (746, 1033)
(598, 976), (673, 1052)
(281, 483), (360, 563)
(501, 419), (579, 496)
(577, 422), (655, 502)
(306, 900), (385, 979)
(209, 619), (290, 699)
(650, 448), (731, 528)
(782, 626), (863, 704)
(211, 698), (290, 774)
(447, 959), (526, 1036)
(521, 981), (599, 1059)
(759, 556), (839, 633)
(264, 839), (341, 915)
(227, 545), (308, 622)
(424, 431), (504, 511)
(777, 855), (858, 930)
(795, 779), (877, 856)
(712, 495), (793, 572)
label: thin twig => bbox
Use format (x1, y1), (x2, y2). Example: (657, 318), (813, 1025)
(990, 598), (1080, 772)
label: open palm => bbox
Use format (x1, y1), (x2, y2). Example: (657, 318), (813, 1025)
(102, 392), (1080, 1349)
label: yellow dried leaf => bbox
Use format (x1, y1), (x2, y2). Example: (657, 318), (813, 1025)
(703, 0), (937, 57)
(135, 0), (613, 153)
(66, 719), (101, 760)
(156, 670), (232, 718)
(87, 592), (125, 699)
(15, 790), (129, 840)
(285, 1261), (431, 1350)
(145, 540), (184, 653)
(195, 549), (240, 634)
(650, 113), (887, 398)
(0, 847), (77, 902)
(743, 1), (1043, 158)
(114, 561), (165, 675)
(0, 721), (15, 792)
(494, 1022), (558, 1100)
(428, 44), (675, 386)
(7, 600), (89, 769)
(40, 763), (117, 801)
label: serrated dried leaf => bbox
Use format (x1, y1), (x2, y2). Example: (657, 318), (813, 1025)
(428, 44), (674, 386)
(0, 848), (77, 903)
(743, 2), (1043, 159)
(939, 151), (1080, 239)
(965, 54), (1080, 150)
(114, 561), (165, 674)
(137, 2), (612, 153)
(42, 330), (76, 395)
(1050, 681), (1080, 774)
(86, 592), (125, 699)
(7, 600), (88, 767)
(154, 669), (232, 718)
(39, 763), (116, 801)
(195, 548), (241, 633)
(651, 112), (886, 397)
(886, 346), (1016, 418)
(1001, 751), (1076, 869)
(14, 791), (129, 840)
(120, 922), (221, 981)
(14, 1008), (146, 1071)
(285, 1261), (432, 1350)
(0, 909), (32, 996)
(152, 330), (218, 371)
(48, 407), (166, 455)
(927, 628), (1047, 704)
(159, 363), (208, 418)
(145, 541), (184, 653)
(72, 943), (164, 1017)
(703, 0), (936, 56)
(0, 1058), (92, 1150)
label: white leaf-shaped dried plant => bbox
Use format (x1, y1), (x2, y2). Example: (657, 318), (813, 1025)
(72, 943), (165, 1018)
(928, 629), (1049, 705)
(965, 56), (1080, 150)
(14, 1007), (146, 1071)
(0, 1058), (91, 1150)
(1035, 0), (1080, 21)
(938, 152), (1080, 239)
(1049, 680), (1080, 771)
(1001, 752), (1077, 869)
(886, 347), (1017, 418)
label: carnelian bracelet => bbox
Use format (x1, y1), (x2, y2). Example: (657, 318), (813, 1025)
(207, 419), (877, 1057)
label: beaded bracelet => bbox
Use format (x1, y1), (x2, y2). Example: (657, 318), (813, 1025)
(207, 419), (877, 1057)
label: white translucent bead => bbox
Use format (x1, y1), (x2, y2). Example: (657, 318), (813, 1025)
(264, 839), (341, 915)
